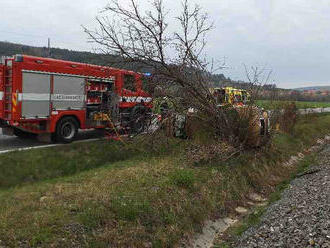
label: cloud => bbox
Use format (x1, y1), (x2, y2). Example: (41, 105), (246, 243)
(1, 0), (330, 88)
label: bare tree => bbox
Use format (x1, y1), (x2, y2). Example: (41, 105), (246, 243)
(84, 0), (256, 145)
(243, 64), (273, 101)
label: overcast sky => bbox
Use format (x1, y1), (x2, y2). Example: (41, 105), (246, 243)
(1, 0), (330, 88)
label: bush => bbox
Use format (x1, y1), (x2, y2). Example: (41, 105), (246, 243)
(170, 169), (196, 189)
(279, 102), (298, 134)
(269, 102), (298, 134)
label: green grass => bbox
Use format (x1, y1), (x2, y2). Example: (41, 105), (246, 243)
(256, 100), (330, 110)
(0, 141), (137, 189)
(0, 135), (182, 189)
(170, 169), (196, 189)
(0, 114), (330, 247)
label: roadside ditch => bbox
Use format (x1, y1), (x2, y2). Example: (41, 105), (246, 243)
(185, 135), (330, 248)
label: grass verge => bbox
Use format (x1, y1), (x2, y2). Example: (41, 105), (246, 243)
(0, 135), (181, 189)
(256, 99), (330, 110)
(0, 114), (329, 247)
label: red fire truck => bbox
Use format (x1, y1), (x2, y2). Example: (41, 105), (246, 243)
(0, 55), (152, 143)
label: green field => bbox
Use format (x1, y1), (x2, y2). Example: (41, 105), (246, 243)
(256, 100), (330, 110)
(1, 114), (330, 247)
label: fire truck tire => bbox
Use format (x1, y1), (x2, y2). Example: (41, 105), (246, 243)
(54, 117), (79, 143)
(129, 105), (150, 134)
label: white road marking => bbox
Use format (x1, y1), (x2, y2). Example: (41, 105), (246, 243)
(0, 132), (130, 154)
(0, 137), (105, 155)
(0, 144), (58, 154)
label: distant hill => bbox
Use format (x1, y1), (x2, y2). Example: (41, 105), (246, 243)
(0, 41), (232, 83)
(5, 41), (329, 102)
(293, 86), (330, 91)
(0, 41), (112, 65)
(0, 41), (153, 72)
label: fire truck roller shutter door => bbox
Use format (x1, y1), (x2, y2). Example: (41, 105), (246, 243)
(22, 72), (51, 118)
(52, 75), (85, 110)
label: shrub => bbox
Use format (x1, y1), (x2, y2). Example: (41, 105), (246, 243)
(279, 102), (298, 134)
(170, 169), (196, 189)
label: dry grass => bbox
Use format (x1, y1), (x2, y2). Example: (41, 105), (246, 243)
(0, 114), (330, 247)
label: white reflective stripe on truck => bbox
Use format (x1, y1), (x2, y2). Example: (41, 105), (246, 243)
(19, 93), (50, 101)
(17, 93), (85, 101)
(0, 91), (3, 100)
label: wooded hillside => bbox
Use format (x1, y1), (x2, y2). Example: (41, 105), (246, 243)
(0, 41), (231, 81)
(0, 41), (117, 66)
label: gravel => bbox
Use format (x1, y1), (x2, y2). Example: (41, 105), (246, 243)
(234, 145), (330, 248)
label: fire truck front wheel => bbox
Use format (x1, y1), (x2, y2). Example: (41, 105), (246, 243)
(54, 117), (79, 143)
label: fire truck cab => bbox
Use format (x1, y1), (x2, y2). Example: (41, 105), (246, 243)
(0, 55), (152, 143)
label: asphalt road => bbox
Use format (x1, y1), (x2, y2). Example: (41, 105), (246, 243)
(299, 107), (330, 114)
(0, 128), (105, 152)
